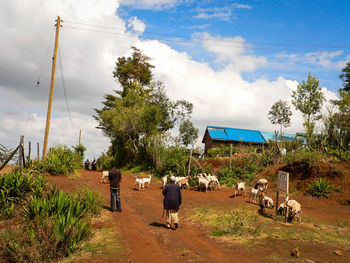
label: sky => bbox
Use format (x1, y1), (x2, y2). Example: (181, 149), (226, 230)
(0, 0), (349, 159)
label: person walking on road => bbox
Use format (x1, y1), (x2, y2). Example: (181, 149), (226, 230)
(162, 175), (182, 229)
(108, 164), (122, 212)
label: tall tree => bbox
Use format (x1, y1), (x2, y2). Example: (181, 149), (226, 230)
(268, 100), (292, 147)
(339, 61), (350, 93)
(292, 73), (324, 146)
(179, 120), (199, 148)
(94, 47), (193, 165)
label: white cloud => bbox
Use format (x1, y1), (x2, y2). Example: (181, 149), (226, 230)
(198, 33), (267, 72)
(120, 0), (179, 10)
(127, 16), (146, 34)
(232, 3), (252, 9)
(275, 51), (350, 69)
(192, 3), (252, 21)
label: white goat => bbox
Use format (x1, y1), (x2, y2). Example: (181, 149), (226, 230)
(256, 178), (268, 189)
(134, 176), (145, 190)
(100, 170), (109, 184)
(197, 174), (210, 191)
(204, 173), (221, 189)
(143, 175), (152, 188)
(234, 182), (246, 197)
(249, 187), (263, 204)
(277, 203), (286, 215)
(162, 175), (168, 189)
(286, 199), (302, 222)
(261, 193), (274, 209)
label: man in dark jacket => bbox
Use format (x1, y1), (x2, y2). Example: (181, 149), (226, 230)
(162, 176), (181, 229)
(108, 165), (122, 212)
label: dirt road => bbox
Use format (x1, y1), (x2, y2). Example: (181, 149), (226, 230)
(48, 170), (350, 263)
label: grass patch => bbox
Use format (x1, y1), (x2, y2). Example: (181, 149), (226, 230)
(191, 206), (350, 248)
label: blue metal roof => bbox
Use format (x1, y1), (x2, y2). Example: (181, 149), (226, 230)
(260, 131), (306, 143)
(206, 126), (266, 144)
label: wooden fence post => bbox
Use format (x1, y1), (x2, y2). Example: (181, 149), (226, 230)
(37, 143), (40, 160)
(28, 141), (31, 161)
(187, 149), (192, 175)
(18, 135), (24, 171)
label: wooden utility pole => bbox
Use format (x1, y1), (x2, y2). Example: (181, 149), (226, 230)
(229, 144), (233, 170)
(78, 129), (82, 145)
(43, 16), (61, 159)
(28, 141), (31, 161)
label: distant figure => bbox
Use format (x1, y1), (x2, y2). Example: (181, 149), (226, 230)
(108, 164), (122, 212)
(162, 176), (182, 229)
(91, 159), (97, 171)
(84, 159), (90, 170)
(281, 148), (287, 156)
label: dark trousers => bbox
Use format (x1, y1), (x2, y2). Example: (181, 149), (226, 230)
(110, 187), (121, 211)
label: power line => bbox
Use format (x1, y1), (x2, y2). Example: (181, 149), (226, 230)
(63, 25), (350, 54)
(64, 20), (350, 50)
(58, 44), (73, 127)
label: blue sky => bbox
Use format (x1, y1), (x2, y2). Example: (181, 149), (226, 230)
(119, 0), (350, 92)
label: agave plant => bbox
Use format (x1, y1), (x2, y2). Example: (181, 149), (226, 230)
(307, 178), (334, 198)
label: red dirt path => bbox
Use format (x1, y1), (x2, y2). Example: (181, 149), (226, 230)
(47, 169), (350, 263)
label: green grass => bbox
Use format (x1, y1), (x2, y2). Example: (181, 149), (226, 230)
(191, 206), (350, 248)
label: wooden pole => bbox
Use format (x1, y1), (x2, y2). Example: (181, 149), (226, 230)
(42, 16), (61, 159)
(187, 149), (192, 175)
(18, 135), (24, 171)
(229, 144), (232, 170)
(275, 191), (279, 214)
(78, 129), (82, 145)
(28, 141), (31, 161)
(37, 142), (40, 160)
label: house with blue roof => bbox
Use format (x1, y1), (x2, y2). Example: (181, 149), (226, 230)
(202, 126), (304, 153)
(202, 126), (267, 153)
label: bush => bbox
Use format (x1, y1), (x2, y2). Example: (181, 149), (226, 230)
(307, 178), (334, 198)
(282, 149), (324, 168)
(157, 146), (188, 176)
(43, 145), (82, 175)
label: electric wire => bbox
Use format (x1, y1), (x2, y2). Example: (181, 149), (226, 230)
(22, 27), (55, 137)
(58, 44), (74, 127)
(64, 20), (350, 50)
(63, 25), (350, 54)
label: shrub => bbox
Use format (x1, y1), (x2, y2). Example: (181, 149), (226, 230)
(73, 186), (103, 216)
(43, 145), (82, 175)
(282, 149), (324, 168)
(212, 209), (263, 236)
(307, 178), (334, 198)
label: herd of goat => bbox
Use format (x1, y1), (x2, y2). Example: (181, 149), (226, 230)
(100, 171), (301, 222)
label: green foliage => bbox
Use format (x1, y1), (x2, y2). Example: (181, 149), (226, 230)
(292, 73), (324, 146)
(307, 178), (334, 198)
(339, 61), (350, 93)
(206, 145), (232, 158)
(212, 209), (263, 236)
(179, 120), (199, 147)
(282, 149), (324, 168)
(43, 145), (82, 175)
(268, 100), (292, 147)
(73, 187), (103, 216)
(72, 143), (87, 167)
(157, 146), (188, 176)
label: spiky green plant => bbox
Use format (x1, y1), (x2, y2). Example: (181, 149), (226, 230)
(307, 178), (334, 198)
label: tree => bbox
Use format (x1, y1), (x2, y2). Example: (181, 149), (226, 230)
(179, 120), (199, 148)
(339, 61), (350, 93)
(292, 73), (325, 146)
(72, 143), (86, 165)
(268, 100), (292, 147)
(94, 47), (194, 165)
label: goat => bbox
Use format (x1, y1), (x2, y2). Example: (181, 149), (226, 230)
(162, 175), (168, 189)
(234, 182), (246, 197)
(286, 199), (302, 222)
(249, 187), (263, 204)
(100, 170), (109, 184)
(261, 193), (274, 209)
(197, 174), (210, 192)
(204, 173), (221, 189)
(256, 178), (268, 189)
(143, 175), (152, 188)
(176, 176), (190, 189)
(277, 203), (286, 215)
(134, 176), (145, 191)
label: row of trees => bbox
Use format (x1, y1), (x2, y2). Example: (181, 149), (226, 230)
(268, 62), (350, 153)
